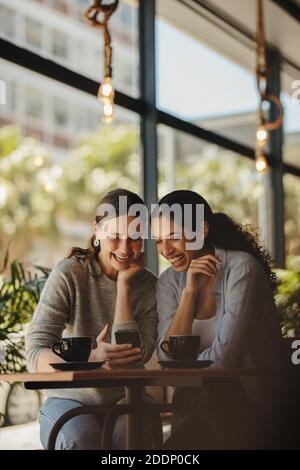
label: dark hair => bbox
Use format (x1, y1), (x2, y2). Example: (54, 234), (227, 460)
(155, 190), (276, 292)
(66, 188), (145, 261)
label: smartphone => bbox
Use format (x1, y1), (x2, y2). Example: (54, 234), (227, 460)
(115, 330), (141, 348)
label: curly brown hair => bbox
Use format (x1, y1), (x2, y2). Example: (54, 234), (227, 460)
(209, 212), (277, 292)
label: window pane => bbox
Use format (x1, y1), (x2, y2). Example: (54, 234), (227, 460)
(281, 73), (300, 170)
(284, 174), (300, 257)
(0, 0), (139, 97)
(51, 0), (69, 15)
(53, 97), (68, 128)
(24, 87), (43, 119)
(52, 29), (68, 61)
(156, 2), (259, 148)
(158, 124), (260, 272)
(0, 4), (15, 40)
(0, 59), (140, 267)
(25, 17), (43, 50)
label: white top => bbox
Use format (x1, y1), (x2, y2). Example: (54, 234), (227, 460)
(192, 317), (217, 353)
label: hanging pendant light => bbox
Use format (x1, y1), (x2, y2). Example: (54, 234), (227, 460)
(255, 0), (283, 173)
(84, 1), (119, 123)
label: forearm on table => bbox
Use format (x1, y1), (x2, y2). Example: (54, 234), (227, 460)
(194, 294), (217, 320)
(113, 283), (134, 325)
(36, 348), (64, 372)
(164, 288), (198, 340)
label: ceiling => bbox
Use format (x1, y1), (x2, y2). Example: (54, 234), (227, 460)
(205, 0), (300, 72)
(158, 0), (300, 87)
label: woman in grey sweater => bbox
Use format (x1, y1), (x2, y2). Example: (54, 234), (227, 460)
(25, 188), (159, 450)
(152, 190), (287, 449)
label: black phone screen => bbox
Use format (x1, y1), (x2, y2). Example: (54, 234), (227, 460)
(114, 330), (141, 348)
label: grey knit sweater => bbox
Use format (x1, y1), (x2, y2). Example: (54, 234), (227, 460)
(25, 256), (158, 405)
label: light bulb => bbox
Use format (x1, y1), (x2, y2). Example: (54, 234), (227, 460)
(103, 102), (114, 123)
(103, 103), (113, 116)
(97, 76), (115, 123)
(256, 154), (267, 173)
(98, 76), (114, 104)
(256, 126), (268, 144)
(102, 78), (113, 97)
(103, 114), (113, 124)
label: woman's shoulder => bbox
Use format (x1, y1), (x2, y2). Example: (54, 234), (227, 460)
(225, 248), (259, 265)
(128, 269), (157, 301)
(134, 267), (158, 289)
(52, 256), (89, 278)
(158, 266), (181, 289)
(223, 248), (266, 278)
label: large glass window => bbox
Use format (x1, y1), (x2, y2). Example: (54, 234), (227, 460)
(156, 2), (259, 148)
(53, 97), (68, 128)
(0, 0), (139, 97)
(284, 173), (300, 258)
(0, 0), (299, 274)
(25, 17), (43, 50)
(281, 71), (300, 258)
(281, 72), (300, 170)
(24, 87), (44, 120)
(51, 0), (69, 15)
(51, 29), (69, 61)
(0, 59), (140, 268)
(0, 3), (15, 40)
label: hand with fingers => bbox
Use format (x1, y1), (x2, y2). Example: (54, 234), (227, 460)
(89, 324), (143, 368)
(117, 253), (144, 288)
(186, 254), (221, 295)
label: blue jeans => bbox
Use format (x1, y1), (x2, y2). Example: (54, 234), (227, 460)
(40, 396), (162, 450)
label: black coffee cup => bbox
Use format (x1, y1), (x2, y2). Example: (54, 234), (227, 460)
(160, 335), (200, 361)
(52, 337), (92, 362)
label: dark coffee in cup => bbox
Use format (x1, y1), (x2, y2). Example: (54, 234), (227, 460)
(160, 335), (200, 361)
(52, 337), (92, 362)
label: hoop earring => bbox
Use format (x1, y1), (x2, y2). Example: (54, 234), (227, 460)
(93, 239), (100, 247)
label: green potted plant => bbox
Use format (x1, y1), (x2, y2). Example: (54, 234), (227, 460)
(275, 256), (300, 338)
(275, 256), (300, 366)
(0, 248), (50, 426)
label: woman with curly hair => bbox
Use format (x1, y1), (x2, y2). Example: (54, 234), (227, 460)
(151, 190), (286, 449)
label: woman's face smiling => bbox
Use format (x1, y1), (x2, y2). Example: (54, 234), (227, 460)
(94, 215), (143, 278)
(152, 215), (208, 272)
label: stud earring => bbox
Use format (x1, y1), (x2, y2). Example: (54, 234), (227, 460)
(93, 239), (100, 247)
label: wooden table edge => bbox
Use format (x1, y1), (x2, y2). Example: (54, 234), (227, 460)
(0, 367), (291, 383)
